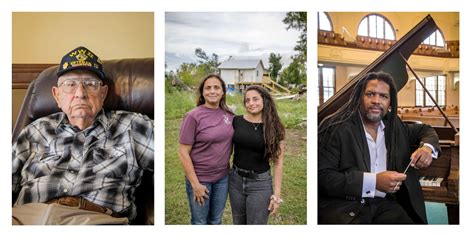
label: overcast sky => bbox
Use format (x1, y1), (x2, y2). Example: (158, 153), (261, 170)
(165, 12), (301, 72)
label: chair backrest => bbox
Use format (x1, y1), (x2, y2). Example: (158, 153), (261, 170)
(13, 58), (154, 142)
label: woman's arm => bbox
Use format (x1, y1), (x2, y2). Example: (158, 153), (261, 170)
(268, 141), (285, 215)
(178, 144), (209, 206)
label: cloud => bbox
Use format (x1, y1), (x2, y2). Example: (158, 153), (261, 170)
(165, 12), (301, 71)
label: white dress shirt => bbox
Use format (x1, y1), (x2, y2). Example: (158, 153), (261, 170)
(360, 121), (438, 198)
(362, 121), (387, 198)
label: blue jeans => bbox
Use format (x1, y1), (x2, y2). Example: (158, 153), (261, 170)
(185, 175), (229, 225)
(228, 167), (273, 224)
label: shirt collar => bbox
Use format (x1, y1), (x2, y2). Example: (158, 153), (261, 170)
(378, 120), (385, 131)
(55, 109), (108, 133)
(361, 119), (385, 142)
(94, 109), (109, 128)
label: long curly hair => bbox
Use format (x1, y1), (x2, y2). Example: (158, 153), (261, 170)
(196, 74), (233, 114)
(244, 85), (285, 163)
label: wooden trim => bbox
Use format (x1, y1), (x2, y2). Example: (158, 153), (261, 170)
(12, 64), (56, 89)
(318, 30), (459, 58)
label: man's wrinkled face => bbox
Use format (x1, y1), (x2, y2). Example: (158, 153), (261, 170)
(360, 79), (391, 123)
(52, 70), (108, 122)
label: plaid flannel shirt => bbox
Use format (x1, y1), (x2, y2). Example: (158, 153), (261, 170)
(12, 110), (154, 219)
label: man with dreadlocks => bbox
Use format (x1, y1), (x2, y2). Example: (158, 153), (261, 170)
(318, 71), (440, 224)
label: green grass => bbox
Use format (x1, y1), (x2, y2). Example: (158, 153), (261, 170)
(165, 90), (197, 120)
(165, 90), (307, 224)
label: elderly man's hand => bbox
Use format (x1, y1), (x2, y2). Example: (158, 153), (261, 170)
(410, 146), (433, 169)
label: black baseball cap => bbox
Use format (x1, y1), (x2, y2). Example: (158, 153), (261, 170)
(57, 46), (105, 80)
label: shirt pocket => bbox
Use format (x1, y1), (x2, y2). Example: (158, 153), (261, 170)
(25, 147), (62, 179)
(91, 146), (128, 178)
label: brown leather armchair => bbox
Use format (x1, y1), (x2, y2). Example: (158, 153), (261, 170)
(12, 58), (154, 225)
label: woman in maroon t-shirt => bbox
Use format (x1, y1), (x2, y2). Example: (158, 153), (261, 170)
(178, 74), (234, 224)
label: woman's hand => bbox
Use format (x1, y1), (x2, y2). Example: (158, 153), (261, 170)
(193, 183), (209, 206)
(179, 144), (209, 206)
(268, 195), (283, 215)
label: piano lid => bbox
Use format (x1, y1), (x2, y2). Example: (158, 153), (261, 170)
(318, 15), (439, 122)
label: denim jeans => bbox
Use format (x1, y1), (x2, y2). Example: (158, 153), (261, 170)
(228, 167), (273, 224)
(185, 175), (228, 225)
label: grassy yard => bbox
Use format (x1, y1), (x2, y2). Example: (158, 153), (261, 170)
(165, 89), (307, 224)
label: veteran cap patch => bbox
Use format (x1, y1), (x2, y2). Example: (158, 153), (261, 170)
(57, 46), (105, 79)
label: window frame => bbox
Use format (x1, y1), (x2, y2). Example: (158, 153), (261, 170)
(318, 12), (333, 31)
(357, 13), (396, 40)
(318, 65), (336, 105)
(423, 29), (446, 48)
(415, 75), (447, 107)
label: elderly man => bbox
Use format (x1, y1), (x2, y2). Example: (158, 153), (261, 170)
(318, 72), (440, 224)
(12, 46), (154, 225)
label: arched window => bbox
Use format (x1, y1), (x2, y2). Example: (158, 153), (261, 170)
(357, 14), (395, 40)
(423, 29), (445, 47)
(318, 12), (333, 31)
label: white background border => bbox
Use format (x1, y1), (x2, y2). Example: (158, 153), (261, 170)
(1, 0), (469, 236)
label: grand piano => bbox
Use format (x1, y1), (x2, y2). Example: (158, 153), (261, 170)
(318, 15), (459, 224)
(418, 127), (459, 224)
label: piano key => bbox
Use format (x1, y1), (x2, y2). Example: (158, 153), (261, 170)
(419, 176), (444, 187)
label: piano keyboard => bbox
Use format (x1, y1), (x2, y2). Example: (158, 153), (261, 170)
(419, 176), (444, 187)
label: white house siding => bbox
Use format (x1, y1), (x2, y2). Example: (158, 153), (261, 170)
(254, 62), (264, 82)
(241, 69), (257, 82)
(218, 60), (265, 86)
(220, 70), (236, 86)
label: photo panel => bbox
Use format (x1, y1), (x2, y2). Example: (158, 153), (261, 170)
(12, 12), (155, 225)
(317, 12), (459, 225)
(165, 11), (307, 225)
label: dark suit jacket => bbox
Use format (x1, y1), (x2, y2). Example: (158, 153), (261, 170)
(318, 113), (440, 224)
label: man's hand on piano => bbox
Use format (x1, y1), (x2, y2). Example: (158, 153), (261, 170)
(376, 171), (407, 193)
(410, 146), (433, 169)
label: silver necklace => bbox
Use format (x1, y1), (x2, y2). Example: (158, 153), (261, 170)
(244, 115), (261, 131)
(250, 122), (260, 131)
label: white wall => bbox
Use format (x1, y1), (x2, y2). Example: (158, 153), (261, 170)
(220, 70), (237, 86)
(241, 69), (256, 82)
